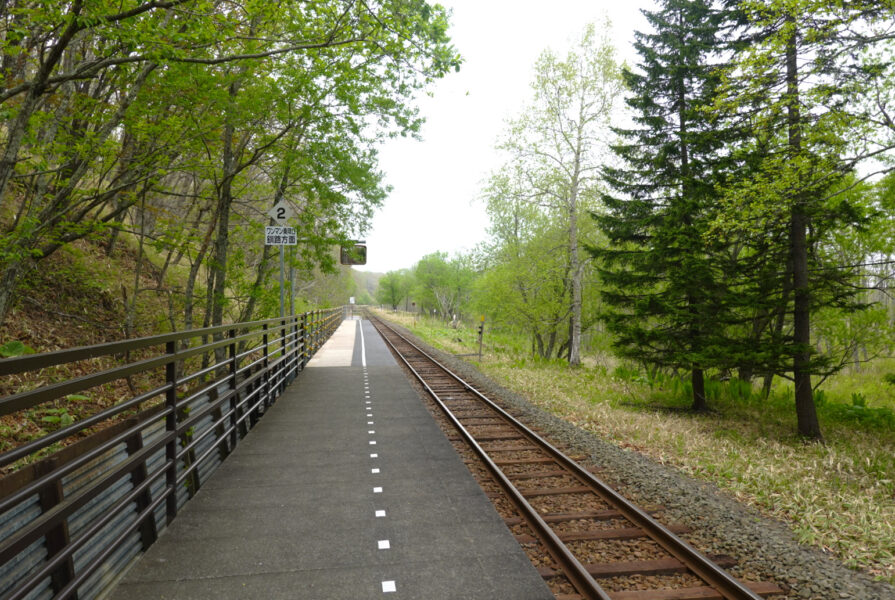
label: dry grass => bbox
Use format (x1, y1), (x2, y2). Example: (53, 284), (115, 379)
(375, 309), (895, 582)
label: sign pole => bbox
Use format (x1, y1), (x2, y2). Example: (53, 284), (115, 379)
(279, 245), (285, 319)
(289, 245), (295, 317)
(265, 200), (296, 321)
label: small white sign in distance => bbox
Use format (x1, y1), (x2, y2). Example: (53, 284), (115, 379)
(266, 200), (296, 223)
(265, 226), (297, 245)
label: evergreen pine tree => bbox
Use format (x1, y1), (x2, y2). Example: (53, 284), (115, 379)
(593, 0), (741, 411)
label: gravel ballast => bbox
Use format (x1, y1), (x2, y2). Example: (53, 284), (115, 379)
(382, 319), (895, 600)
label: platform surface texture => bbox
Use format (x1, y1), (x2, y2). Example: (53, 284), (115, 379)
(109, 317), (553, 599)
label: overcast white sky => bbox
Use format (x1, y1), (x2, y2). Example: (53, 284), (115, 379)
(356, 0), (655, 274)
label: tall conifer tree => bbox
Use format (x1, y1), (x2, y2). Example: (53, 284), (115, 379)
(594, 0), (740, 411)
(708, 1), (891, 440)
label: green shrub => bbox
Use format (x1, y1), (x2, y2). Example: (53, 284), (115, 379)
(0, 340), (35, 358)
(612, 364), (642, 382)
(821, 396), (895, 430)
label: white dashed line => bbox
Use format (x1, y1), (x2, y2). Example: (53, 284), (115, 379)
(368, 421), (374, 425)
(377, 540), (390, 550)
(359, 321), (367, 367)
(382, 580), (396, 593)
(368, 430), (375, 434)
(373, 487), (382, 493)
(370, 453), (378, 458)
(369, 440), (376, 445)
(375, 510), (386, 517)
(372, 468), (380, 474)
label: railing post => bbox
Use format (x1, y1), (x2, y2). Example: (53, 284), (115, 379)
(125, 420), (158, 551)
(300, 312), (308, 369)
(36, 458), (77, 598)
(164, 340), (178, 525)
(280, 317), (287, 395)
(228, 327), (240, 450)
(262, 322), (270, 414)
(291, 314), (299, 381)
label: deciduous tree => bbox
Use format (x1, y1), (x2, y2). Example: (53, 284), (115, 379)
(497, 23), (622, 366)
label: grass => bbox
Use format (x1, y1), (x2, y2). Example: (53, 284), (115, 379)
(373, 309), (895, 582)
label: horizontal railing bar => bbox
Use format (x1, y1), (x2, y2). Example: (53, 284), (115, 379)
(0, 353), (174, 417)
(238, 389), (272, 426)
(0, 432), (170, 564)
(0, 383), (170, 468)
(237, 387), (263, 413)
(0, 316), (298, 376)
(175, 418), (235, 486)
(175, 361), (223, 388)
(176, 394), (233, 440)
(0, 410), (172, 512)
(5, 461), (171, 600)
(0, 330), (265, 417)
(235, 346), (261, 363)
(50, 475), (171, 600)
(174, 379), (223, 412)
(239, 355), (267, 376)
(235, 369), (264, 393)
(177, 406), (234, 459)
(172, 331), (257, 365)
(0, 306), (343, 600)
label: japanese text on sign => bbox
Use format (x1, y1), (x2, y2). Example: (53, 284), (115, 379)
(265, 226), (297, 246)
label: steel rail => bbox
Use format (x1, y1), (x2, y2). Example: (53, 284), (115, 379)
(369, 316), (611, 600)
(369, 314), (765, 600)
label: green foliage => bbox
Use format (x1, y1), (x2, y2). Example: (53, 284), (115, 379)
(376, 270), (412, 310)
(0, 340), (35, 358)
(411, 252), (476, 320)
(823, 396), (895, 430)
(595, 0), (742, 411)
(478, 23), (621, 365)
(0, 0), (461, 328)
(612, 364), (646, 384)
(39, 408), (73, 427)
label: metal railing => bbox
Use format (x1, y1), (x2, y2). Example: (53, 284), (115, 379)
(0, 308), (343, 600)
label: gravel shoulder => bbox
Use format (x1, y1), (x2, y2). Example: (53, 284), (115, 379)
(384, 319), (895, 600)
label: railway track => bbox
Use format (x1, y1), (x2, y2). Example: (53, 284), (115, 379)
(368, 314), (785, 600)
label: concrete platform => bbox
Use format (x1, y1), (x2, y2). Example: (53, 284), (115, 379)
(110, 318), (553, 599)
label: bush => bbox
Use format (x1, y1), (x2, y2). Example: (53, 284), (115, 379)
(820, 394), (895, 430)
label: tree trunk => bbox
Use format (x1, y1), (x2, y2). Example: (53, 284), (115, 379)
(761, 373), (774, 399)
(0, 260), (24, 326)
(239, 243), (276, 324)
(785, 15), (822, 441)
(568, 166), (582, 367)
(182, 213), (217, 336)
(569, 210), (582, 366)
(124, 194), (148, 339)
(691, 368), (707, 412)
